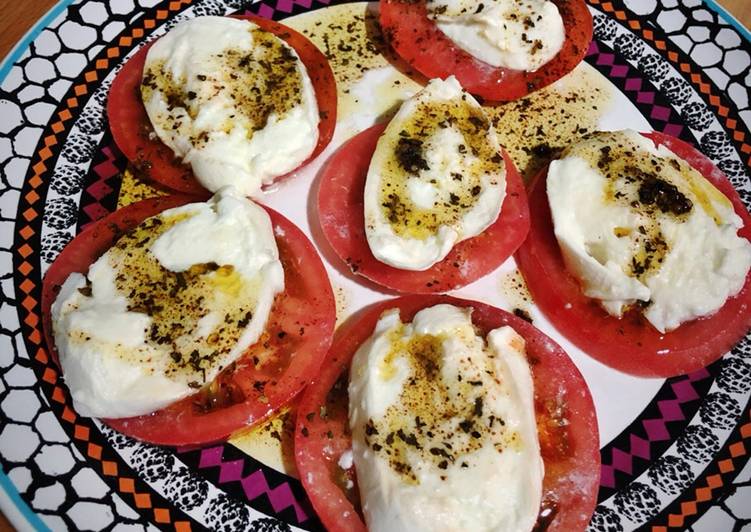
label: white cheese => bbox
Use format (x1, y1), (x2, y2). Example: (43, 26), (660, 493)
(348, 304), (543, 532)
(338, 449), (354, 470)
(426, 0), (565, 71)
(547, 129), (751, 332)
(141, 16), (319, 197)
(51, 187), (285, 418)
(364, 76), (505, 270)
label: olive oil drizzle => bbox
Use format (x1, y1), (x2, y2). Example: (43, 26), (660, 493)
(559, 132), (705, 281)
(379, 98), (502, 240)
(364, 326), (515, 484)
(141, 26), (304, 148)
(107, 212), (259, 383)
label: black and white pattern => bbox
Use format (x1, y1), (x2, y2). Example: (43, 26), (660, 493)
(624, 0), (751, 125)
(677, 425), (722, 463)
(254, 517), (293, 532)
(647, 455), (693, 496)
(700, 130), (736, 159)
(588, 505), (624, 532)
(43, 197), (77, 230)
(60, 132), (97, 165)
(130, 445), (176, 484)
(699, 392), (742, 429)
(205, 494), (250, 532)
(717, 357), (751, 394)
(162, 467), (210, 512)
(661, 76), (695, 106)
(680, 101), (714, 130)
(50, 164), (86, 196)
(614, 482), (660, 523)
(0, 375), (153, 530)
(40, 231), (72, 264)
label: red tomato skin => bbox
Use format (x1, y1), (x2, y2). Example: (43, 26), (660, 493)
(379, 0), (592, 101)
(515, 132), (751, 378)
(107, 14), (337, 195)
(317, 123), (530, 294)
(42, 196), (336, 446)
(295, 295), (600, 532)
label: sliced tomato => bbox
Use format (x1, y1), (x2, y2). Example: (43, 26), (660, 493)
(295, 295), (599, 532)
(107, 14), (337, 195)
(317, 123), (530, 294)
(379, 0), (592, 101)
(515, 132), (751, 378)
(41, 195), (336, 445)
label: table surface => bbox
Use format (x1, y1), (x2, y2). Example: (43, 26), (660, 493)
(0, 0), (748, 531)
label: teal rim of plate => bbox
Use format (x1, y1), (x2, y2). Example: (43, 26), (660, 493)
(703, 0), (751, 42)
(0, 0), (77, 83)
(0, 469), (51, 531)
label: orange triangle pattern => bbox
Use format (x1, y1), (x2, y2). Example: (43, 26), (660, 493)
(653, 410), (751, 529)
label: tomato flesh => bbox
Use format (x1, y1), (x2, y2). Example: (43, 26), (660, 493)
(379, 0), (592, 101)
(107, 14), (337, 195)
(295, 295), (600, 532)
(42, 195), (336, 445)
(317, 123), (530, 294)
(515, 132), (751, 378)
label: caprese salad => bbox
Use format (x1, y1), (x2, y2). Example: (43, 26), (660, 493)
(42, 189), (336, 445)
(38, 3), (751, 531)
(108, 15), (337, 196)
(516, 130), (751, 377)
(295, 296), (600, 532)
(379, 0), (592, 101)
(318, 76), (530, 293)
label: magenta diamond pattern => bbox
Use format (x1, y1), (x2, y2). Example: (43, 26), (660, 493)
(599, 368), (713, 495)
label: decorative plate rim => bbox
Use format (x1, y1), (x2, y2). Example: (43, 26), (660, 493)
(0, 1), (749, 531)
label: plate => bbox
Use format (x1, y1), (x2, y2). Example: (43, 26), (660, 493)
(0, 0), (750, 531)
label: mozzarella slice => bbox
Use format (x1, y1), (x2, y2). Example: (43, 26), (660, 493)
(364, 76), (505, 270)
(426, 0), (565, 71)
(349, 304), (543, 532)
(141, 16), (319, 197)
(51, 187), (285, 418)
(548, 130), (751, 332)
